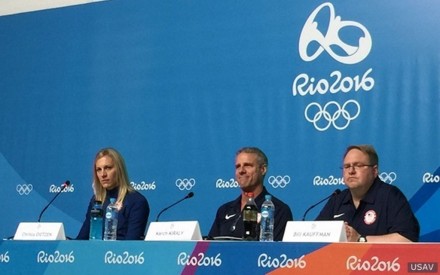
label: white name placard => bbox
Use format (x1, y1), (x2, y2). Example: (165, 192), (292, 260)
(282, 220), (347, 242)
(145, 221), (202, 241)
(14, 222), (66, 240)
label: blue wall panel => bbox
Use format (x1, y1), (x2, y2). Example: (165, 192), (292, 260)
(0, 0), (439, 241)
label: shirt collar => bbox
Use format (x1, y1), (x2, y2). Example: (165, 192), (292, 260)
(231, 186), (270, 210)
(361, 177), (380, 204)
(106, 187), (120, 200)
(342, 177), (380, 205)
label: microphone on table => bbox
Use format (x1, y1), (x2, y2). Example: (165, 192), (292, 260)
(302, 189), (341, 221)
(155, 192), (194, 222)
(38, 180), (71, 222)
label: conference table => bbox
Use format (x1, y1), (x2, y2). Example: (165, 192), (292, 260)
(0, 240), (438, 274)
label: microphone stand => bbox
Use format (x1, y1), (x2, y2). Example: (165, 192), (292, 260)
(155, 192), (194, 222)
(38, 182), (69, 222)
(302, 189), (341, 221)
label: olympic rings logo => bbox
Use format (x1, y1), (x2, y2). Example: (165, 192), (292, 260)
(16, 184), (33, 195)
(175, 178), (196, 190)
(379, 172), (397, 184)
(305, 100), (360, 131)
(268, 175), (291, 188)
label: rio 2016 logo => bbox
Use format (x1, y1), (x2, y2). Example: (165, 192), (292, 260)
(293, 2), (374, 131)
(299, 2), (371, 64)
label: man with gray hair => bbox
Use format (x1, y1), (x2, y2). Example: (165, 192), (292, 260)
(208, 147), (293, 241)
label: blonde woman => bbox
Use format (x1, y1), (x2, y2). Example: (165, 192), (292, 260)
(77, 148), (149, 240)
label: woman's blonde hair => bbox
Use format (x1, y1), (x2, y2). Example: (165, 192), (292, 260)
(93, 148), (134, 205)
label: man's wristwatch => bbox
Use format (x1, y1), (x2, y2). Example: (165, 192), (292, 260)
(358, 235), (367, 242)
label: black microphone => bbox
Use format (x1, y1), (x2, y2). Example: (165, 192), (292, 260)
(38, 180), (71, 222)
(155, 192), (194, 222)
(302, 189), (341, 221)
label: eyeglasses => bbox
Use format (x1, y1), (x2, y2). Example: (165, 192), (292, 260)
(341, 163), (375, 171)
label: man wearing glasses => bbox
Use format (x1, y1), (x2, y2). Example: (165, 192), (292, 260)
(316, 145), (419, 242)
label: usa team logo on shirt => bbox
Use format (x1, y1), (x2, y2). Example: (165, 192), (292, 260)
(364, 210), (377, 225)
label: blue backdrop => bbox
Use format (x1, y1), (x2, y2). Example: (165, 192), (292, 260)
(0, 0), (439, 241)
